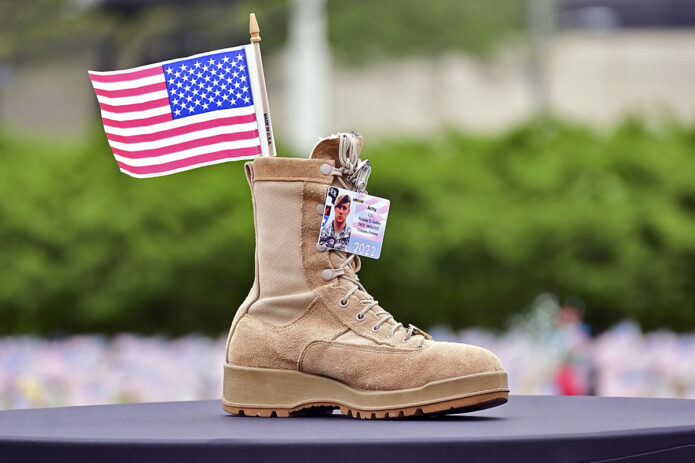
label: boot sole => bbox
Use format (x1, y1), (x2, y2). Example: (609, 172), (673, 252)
(222, 364), (509, 419)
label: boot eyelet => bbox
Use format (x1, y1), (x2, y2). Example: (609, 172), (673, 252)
(402, 337), (411, 343)
(320, 163), (333, 175)
(339, 298), (349, 307)
(316, 203), (325, 215)
(355, 313), (365, 321)
(372, 325), (382, 332)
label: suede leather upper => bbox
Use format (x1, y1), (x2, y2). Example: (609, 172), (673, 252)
(225, 135), (505, 392)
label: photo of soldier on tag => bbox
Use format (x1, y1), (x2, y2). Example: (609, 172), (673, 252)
(317, 185), (389, 259)
(319, 188), (352, 251)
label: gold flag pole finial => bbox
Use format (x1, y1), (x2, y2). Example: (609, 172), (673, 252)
(250, 13), (261, 43)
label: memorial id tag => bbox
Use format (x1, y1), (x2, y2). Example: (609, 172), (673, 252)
(318, 186), (390, 259)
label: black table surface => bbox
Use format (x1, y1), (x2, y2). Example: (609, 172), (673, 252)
(1, 395), (694, 462)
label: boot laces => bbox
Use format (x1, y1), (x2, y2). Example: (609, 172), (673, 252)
(324, 133), (420, 344)
(330, 251), (417, 343)
(327, 134), (359, 191)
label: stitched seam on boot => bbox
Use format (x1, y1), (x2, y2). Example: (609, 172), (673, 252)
(226, 162), (261, 363)
(247, 181), (315, 325)
(230, 301), (347, 369)
(254, 176), (332, 184)
(252, 158), (333, 183)
(253, 294), (321, 329)
(297, 328), (350, 371)
(301, 182), (334, 290)
(299, 340), (424, 372)
(309, 341), (424, 356)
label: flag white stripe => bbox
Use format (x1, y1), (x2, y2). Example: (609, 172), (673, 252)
(91, 74), (166, 92)
(89, 62), (161, 77)
(89, 45), (246, 76)
(113, 138), (261, 166)
(106, 123), (259, 151)
(102, 105), (257, 136)
(119, 154), (260, 178)
(99, 105), (171, 121)
(96, 90), (170, 106)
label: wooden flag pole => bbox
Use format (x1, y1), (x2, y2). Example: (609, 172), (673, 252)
(250, 13), (276, 156)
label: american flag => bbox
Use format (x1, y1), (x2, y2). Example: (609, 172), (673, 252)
(89, 45), (269, 178)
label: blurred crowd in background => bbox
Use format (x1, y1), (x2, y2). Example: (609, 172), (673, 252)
(2, 0), (695, 408)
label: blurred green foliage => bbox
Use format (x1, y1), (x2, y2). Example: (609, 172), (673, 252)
(0, 0), (110, 63)
(2, 120), (695, 336)
(327, 0), (524, 64)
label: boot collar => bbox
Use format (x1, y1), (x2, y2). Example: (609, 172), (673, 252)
(250, 157), (334, 184)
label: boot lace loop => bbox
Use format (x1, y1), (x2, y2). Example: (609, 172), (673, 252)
(328, 133), (371, 193)
(330, 246), (416, 343)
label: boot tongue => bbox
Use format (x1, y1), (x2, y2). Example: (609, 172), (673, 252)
(311, 133), (368, 191)
(309, 133), (364, 165)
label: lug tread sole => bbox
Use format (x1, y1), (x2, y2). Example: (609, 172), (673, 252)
(222, 390), (508, 419)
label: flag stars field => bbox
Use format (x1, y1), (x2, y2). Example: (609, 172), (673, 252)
(162, 51), (253, 120)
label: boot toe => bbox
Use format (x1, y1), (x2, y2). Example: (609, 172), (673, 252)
(458, 344), (505, 375)
(425, 340), (505, 381)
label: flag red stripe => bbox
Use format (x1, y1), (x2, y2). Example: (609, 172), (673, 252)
(105, 114), (257, 144)
(118, 146), (262, 175)
(111, 130), (260, 159)
(93, 82), (168, 98)
(102, 113), (173, 129)
(89, 66), (162, 83)
(99, 97), (170, 114)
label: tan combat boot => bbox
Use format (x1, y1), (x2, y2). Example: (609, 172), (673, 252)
(223, 133), (508, 419)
